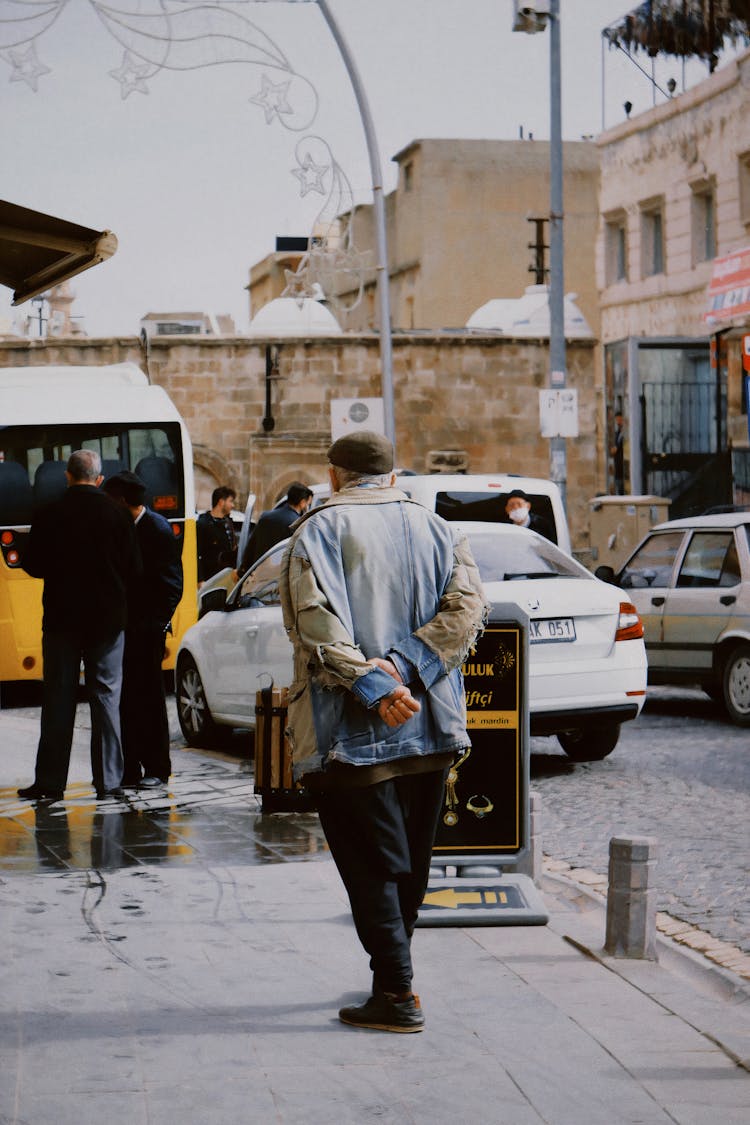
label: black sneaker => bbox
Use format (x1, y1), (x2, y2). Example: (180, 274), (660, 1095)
(338, 992), (424, 1033)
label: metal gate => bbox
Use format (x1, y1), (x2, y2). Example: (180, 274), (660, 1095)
(640, 378), (731, 517)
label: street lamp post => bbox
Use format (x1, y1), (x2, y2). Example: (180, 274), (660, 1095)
(314, 0), (395, 449)
(513, 0), (567, 511)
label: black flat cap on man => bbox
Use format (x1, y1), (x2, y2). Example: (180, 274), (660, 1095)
(327, 430), (394, 475)
(506, 488), (529, 501)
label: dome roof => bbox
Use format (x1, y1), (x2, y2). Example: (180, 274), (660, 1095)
(247, 296), (342, 337)
(466, 285), (593, 339)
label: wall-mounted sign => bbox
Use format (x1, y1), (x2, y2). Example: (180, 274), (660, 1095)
(705, 246), (750, 324)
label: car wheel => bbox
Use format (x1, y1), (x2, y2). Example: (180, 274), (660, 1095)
(176, 655), (218, 747)
(557, 723), (620, 762)
(721, 643), (750, 726)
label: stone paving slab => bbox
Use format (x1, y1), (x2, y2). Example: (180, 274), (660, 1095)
(2, 859), (749, 1125)
(1, 702), (749, 1124)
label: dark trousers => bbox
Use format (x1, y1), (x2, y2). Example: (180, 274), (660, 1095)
(315, 768), (448, 995)
(121, 627), (171, 783)
(35, 630), (124, 794)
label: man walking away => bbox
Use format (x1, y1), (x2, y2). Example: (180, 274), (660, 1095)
(18, 450), (140, 801)
(280, 432), (487, 1032)
(240, 481), (313, 573)
(196, 485), (237, 583)
(103, 470), (183, 788)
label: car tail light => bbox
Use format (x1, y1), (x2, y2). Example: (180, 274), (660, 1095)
(615, 601), (643, 641)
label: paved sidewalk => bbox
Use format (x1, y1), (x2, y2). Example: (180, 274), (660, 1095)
(0, 706), (748, 1124)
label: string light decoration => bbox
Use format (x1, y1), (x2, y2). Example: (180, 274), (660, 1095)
(0, 0), (372, 315)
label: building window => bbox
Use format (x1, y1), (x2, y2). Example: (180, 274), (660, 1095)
(691, 181), (716, 264)
(739, 152), (750, 226)
(604, 213), (628, 284)
(640, 200), (665, 277)
(403, 161), (413, 192)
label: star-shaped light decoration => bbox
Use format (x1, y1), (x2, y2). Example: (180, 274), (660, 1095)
(249, 73), (293, 125)
(307, 245), (373, 313)
(3, 43), (51, 92)
(282, 265), (318, 308)
(109, 50), (151, 99)
(291, 151), (329, 197)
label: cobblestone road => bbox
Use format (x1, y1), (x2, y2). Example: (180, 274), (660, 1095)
(530, 686), (750, 953)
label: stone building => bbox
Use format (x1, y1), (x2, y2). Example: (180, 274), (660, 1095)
(596, 47), (750, 511)
(0, 332), (599, 552)
(248, 138), (601, 337)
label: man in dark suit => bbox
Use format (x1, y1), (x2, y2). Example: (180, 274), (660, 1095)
(18, 450), (140, 801)
(504, 488), (556, 543)
(239, 482), (313, 573)
(103, 471), (183, 787)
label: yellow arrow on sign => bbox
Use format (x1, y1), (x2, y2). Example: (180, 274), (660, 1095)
(422, 888), (508, 909)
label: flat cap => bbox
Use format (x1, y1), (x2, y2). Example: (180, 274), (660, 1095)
(506, 488), (529, 501)
(327, 430), (393, 475)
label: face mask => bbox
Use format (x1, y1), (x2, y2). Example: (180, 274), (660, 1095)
(508, 507), (528, 525)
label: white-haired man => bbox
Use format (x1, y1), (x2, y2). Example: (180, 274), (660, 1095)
(18, 449), (140, 801)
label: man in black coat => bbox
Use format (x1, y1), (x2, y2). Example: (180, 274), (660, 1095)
(103, 471), (183, 787)
(18, 450), (141, 801)
(239, 482), (313, 573)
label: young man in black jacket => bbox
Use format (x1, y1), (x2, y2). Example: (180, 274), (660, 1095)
(196, 485), (237, 583)
(18, 450), (140, 801)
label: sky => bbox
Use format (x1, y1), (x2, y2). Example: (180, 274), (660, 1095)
(0, 0), (740, 337)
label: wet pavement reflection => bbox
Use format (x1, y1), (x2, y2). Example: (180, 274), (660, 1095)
(0, 759), (329, 874)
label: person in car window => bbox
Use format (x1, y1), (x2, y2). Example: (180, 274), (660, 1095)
(239, 482), (313, 574)
(280, 431), (488, 1033)
(504, 488), (556, 543)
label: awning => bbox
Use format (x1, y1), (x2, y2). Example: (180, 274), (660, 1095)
(705, 246), (750, 325)
(0, 200), (118, 305)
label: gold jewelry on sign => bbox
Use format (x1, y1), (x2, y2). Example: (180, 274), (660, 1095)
(443, 746), (471, 827)
(466, 794), (494, 819)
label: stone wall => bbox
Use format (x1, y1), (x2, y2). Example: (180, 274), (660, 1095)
(0, 333), (600, 550)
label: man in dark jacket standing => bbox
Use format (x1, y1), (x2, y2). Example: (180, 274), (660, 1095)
(18, 450), (140, 801)
(239, 481), (313, 573)
(196, 485), (237, 583)
(103, 471), (183, 787)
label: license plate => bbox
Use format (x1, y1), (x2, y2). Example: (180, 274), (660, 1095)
(529, 618), (576, 644)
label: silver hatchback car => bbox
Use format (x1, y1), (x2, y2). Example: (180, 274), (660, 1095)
(597, 512), (750, 725)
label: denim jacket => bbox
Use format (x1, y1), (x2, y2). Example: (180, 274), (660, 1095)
(279, 485), (488, 780)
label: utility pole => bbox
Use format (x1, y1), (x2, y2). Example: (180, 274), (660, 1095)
(548, 0), (567, 512)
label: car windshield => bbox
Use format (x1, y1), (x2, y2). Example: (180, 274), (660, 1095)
(466, 531), (585, 583)
(233, 543), (287, 607)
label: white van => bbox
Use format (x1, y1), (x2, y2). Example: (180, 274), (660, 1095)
(240, 474), (570, 560)
(397, 474), (571, 554)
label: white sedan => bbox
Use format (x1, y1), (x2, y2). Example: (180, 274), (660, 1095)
(176, 523), (647, 761)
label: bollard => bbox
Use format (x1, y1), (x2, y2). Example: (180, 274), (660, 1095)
(604, 836), (658, 960)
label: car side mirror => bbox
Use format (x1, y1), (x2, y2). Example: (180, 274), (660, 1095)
(199, 586), (228, 618)
(594, 565), (617, 585)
